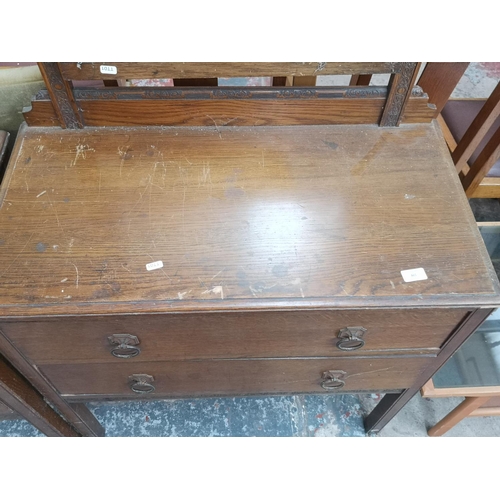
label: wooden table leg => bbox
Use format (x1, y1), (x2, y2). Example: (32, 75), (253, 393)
(427, 397), (491, 437)
(0, 332), (105, 436)
(0, 356), (80, 437)
(365, 308), (494, 434)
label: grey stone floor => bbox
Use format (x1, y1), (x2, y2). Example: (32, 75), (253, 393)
(0, 394), (367, 437)
(3, 391), (500, 437)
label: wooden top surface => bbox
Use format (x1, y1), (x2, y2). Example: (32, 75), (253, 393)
(0, 121), (498, 317)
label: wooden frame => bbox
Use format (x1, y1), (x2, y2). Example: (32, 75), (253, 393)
(26, 62), (429, 129)
(422, 378), (500, 436)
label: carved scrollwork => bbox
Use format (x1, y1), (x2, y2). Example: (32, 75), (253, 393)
(275, 89), (317, 99)
(143, 89), (184, 99)
(75, 89), (119, 100)
(380, 62), (418, 127)
(212, 89), (252, 99)
(40, 63), (82, 129)
(345, 88), (385, 98)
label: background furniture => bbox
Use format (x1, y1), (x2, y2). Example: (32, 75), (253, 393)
(442, 82), (500, 198)
(0, 62), (498, 436)
(418, 63), (500, 199)
(422, 222), (500, 436)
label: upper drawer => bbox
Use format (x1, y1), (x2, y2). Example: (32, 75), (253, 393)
(0, 309), (469, 364)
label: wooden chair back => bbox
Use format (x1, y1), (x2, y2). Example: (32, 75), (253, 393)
(24, 62), (435, 129)
(419, 62), (500, 198)
(453, 82), (500, 197)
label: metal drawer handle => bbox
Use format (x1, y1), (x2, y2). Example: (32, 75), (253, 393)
(128, 374), (155, 394)
(336, 327), (366, 351)
(321, 370), (347, 391)
(108, 334), (141, 358)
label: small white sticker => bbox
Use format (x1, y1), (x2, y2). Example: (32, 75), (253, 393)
(100, 65), (117, 75)
(146, 260), (163, 271)
(401, 267), (428, 283)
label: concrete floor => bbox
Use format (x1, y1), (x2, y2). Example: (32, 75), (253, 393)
(1, 64), (500, 437)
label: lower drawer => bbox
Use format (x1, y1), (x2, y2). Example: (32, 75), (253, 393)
(39, 356), (430, 398)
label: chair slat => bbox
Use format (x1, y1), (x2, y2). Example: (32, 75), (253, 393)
(452, 82), (500, 171)
(462, 124), (500, 196)
(418, 63), (469, 114)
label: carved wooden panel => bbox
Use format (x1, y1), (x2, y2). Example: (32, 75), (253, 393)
(37, 63), (83, 129)
(380, 63), (420, 126)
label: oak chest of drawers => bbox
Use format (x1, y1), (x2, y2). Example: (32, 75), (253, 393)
(0, 62), (499, 436)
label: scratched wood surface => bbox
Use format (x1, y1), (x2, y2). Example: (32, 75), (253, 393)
(0, 122), (498, 317)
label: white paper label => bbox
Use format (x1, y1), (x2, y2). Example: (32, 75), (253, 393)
(100, 65), (117, 75)
(146, 260), (163, 271)
(401, 268), (428, 283)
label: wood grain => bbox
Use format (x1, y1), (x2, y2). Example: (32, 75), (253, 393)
(24, 93), (436, 128)
(39, 356), (430, 398)
(80, 98), (388, 126)
(60, 62), (398, 81)
(0, 309), (468, 364)
(418, 63), (469, 114)
(469, 177), (500, 198)
(0, 122), (497, 317)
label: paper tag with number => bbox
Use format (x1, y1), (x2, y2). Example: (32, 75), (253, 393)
(100, 65), (117, 75)
(146, 261), (163, 271)
(401, 268), (428, 283)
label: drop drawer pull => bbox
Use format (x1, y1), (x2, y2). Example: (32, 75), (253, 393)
(321, 370), (347, 390)
(336, 327), (366, 351)
(128, 374), (155, 393)
(108, 334), (141, 358)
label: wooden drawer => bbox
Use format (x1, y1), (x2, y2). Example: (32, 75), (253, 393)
(40, 356), (430, 398)
(1, 309), (468, 364)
